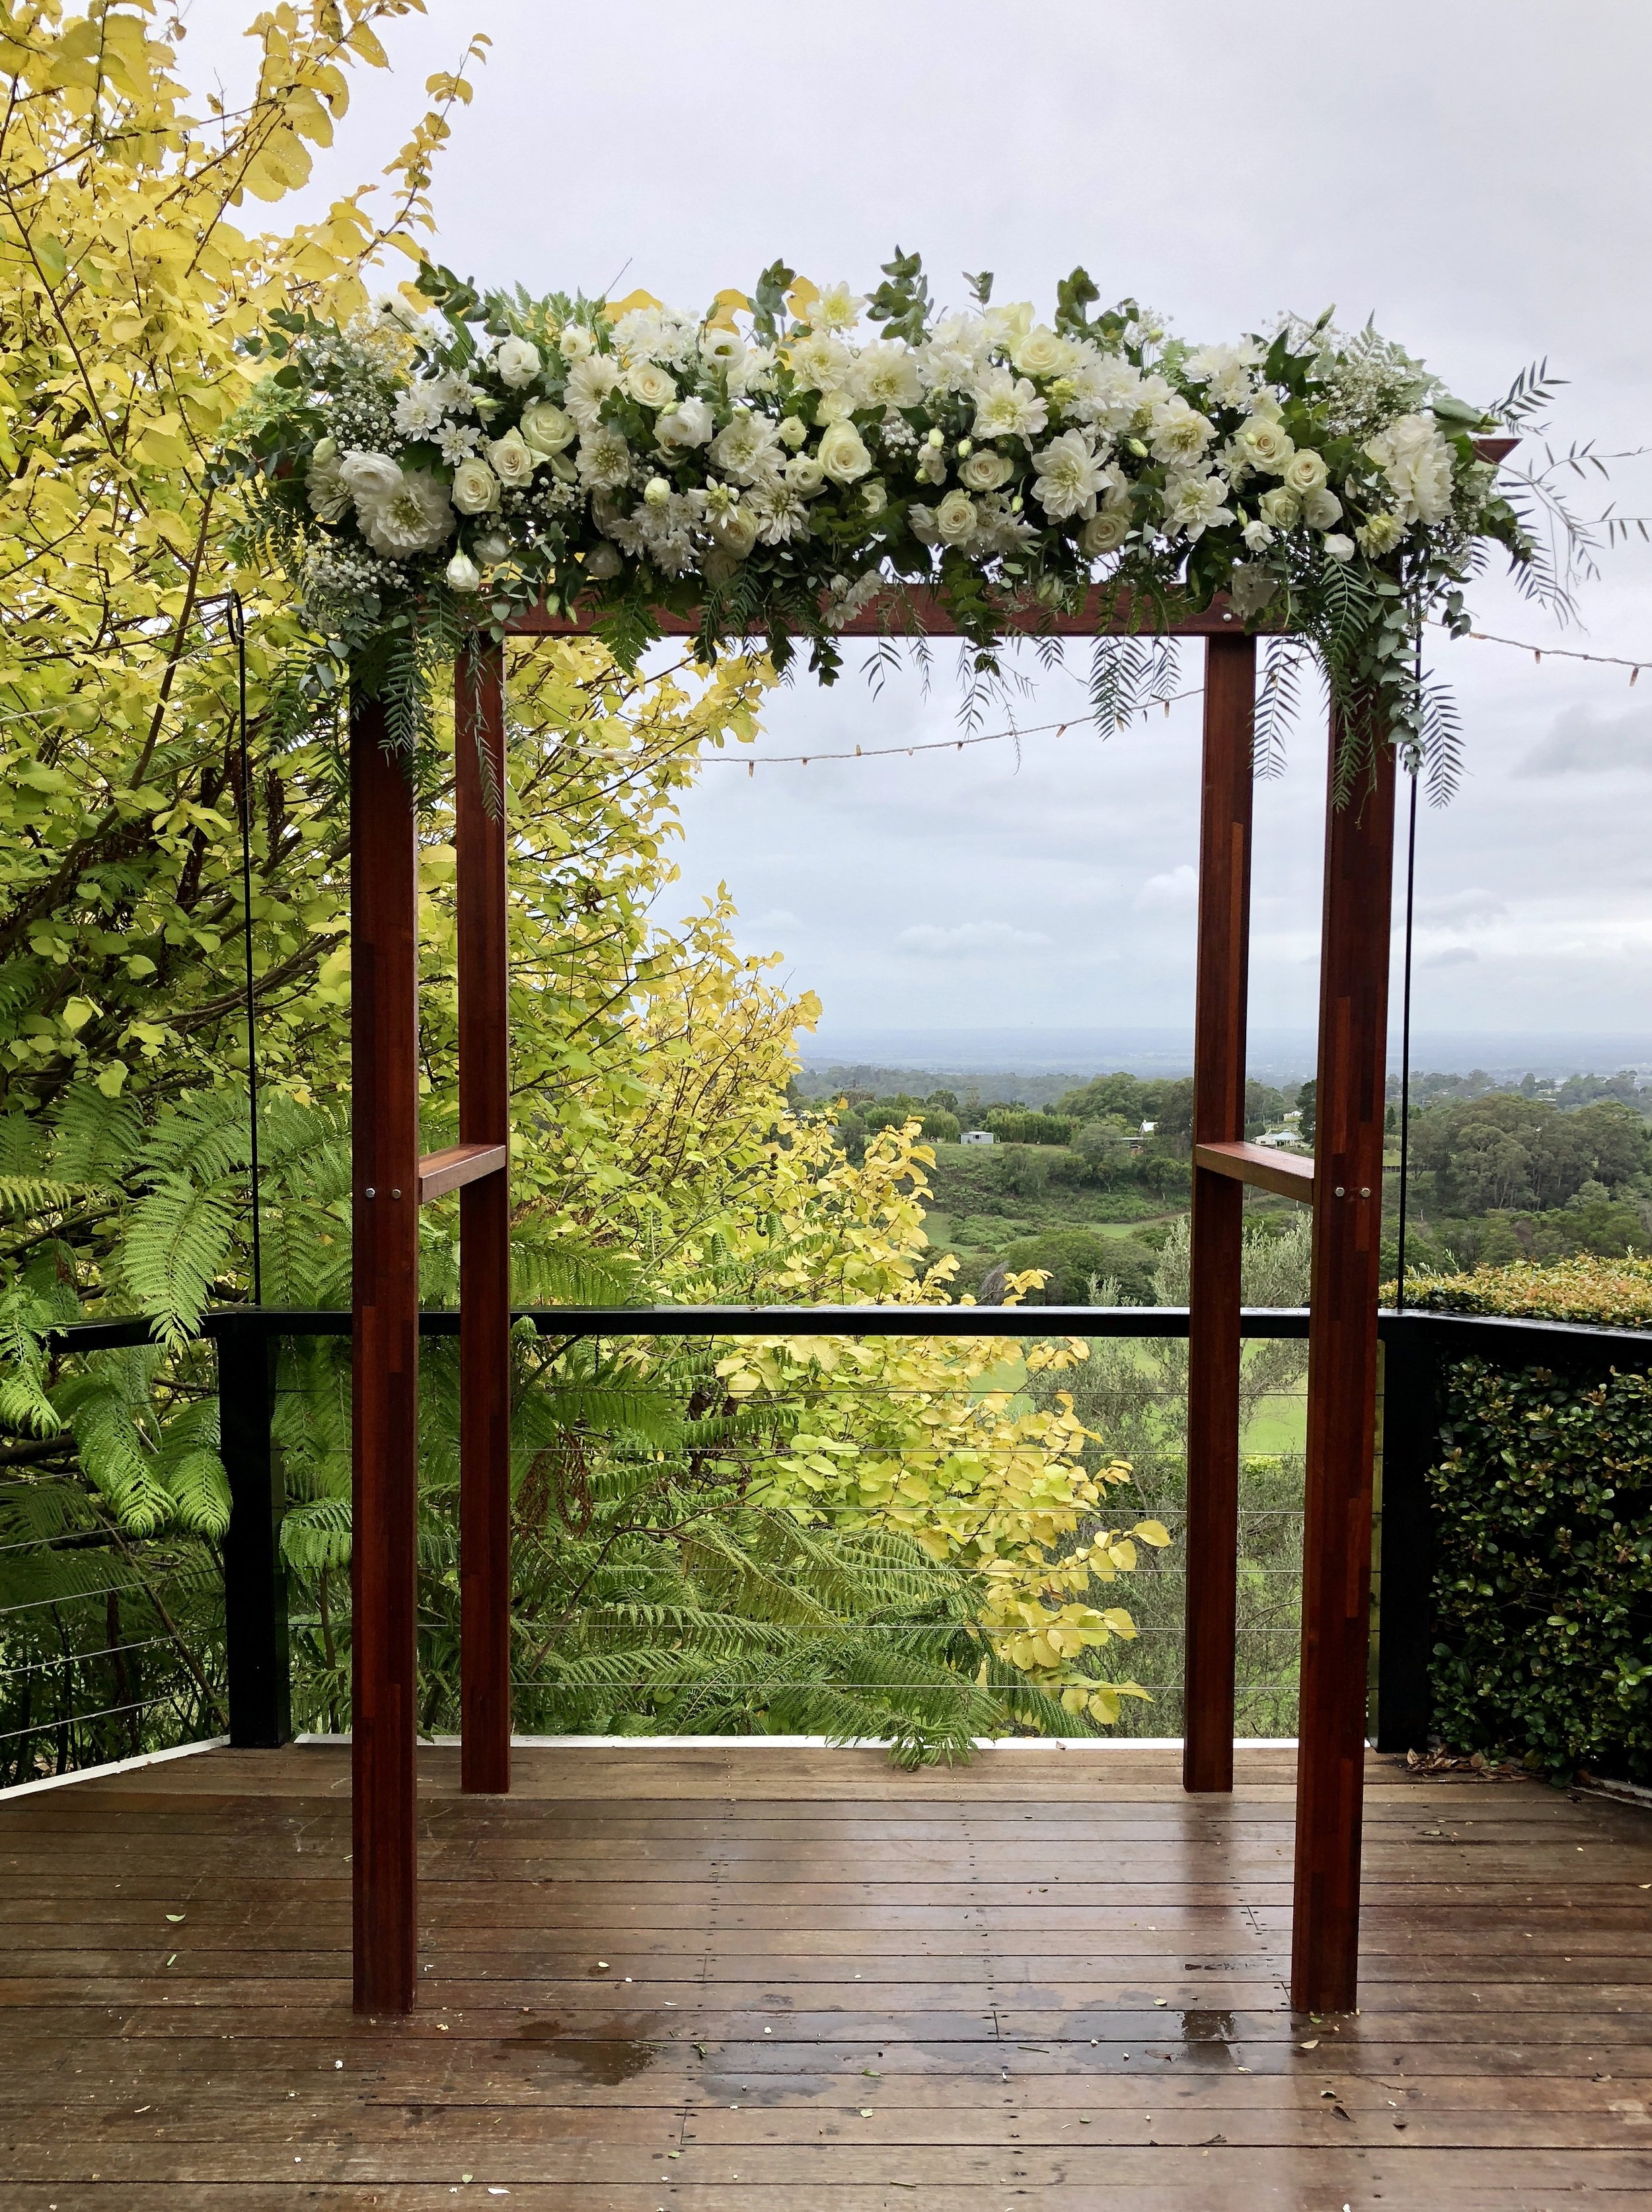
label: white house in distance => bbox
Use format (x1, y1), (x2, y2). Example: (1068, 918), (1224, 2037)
(959, 1129), (995, 1147)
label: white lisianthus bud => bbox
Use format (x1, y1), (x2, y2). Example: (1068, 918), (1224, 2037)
(778, 416), (809, 451)
(451, 458), (502, 515)
(445, 551), (482, 592)
(956, 438), (973, 458)
(584, 541), (622, 577)
(1241, 518), (1275, 553)
(518, 400), (577, 455)
(494, 336), (542, 389)
(1322, 533), (1356, 561)
(935, 488), (978, 545)
(473, 531), (509, 564)
(817, 419), (873, 485)
(488, 429), (537, 490)
(644, 475), (671, 507)
(1081, 509), (1129, 556)
(1258, 486), (1300, 530)
(1283, 447), (1330, 496)
(927, 427), (945, 449)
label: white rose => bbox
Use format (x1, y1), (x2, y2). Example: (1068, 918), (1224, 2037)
(982, 300), (1034, 350)
(451, 459), (501, 515)
(488, 429), (537, 490)
(1283, 448), (1329, 496)
(339, 449), (402, 503)
(1080, 508), (1129, 555)
(1323, 533), (1355, 561)
(1258, 486), (1301, 530)
(655, 395), (715, 449)
(862, 478), (887, 517)
(959, 448), (1014, 492)
(626, 360), (677, 409)
(445, 550), (482, 593)
(814, 388), (855, 426)
(494, 336), (542, 390)
(305, 436), (350, 523)
(817, 418), (872, 485)
(934, 488), (978, 545)
(1233, 416), (1295, 475)
(1302, 486), (1343, 530)
(710, 505), (759, 558)
(518, 400), (576, 455)
(1011, 324), (1070, 380)
(559, 325), (594, 363)
(786, 454), (826, 496)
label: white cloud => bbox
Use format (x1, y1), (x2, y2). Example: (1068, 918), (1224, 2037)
(1134, 864), (1197, 911)
(1423, 946), (1480, 969)
(1517, 703), (1652, 777)
(894, 920), (1053, 958)
(1415, 888), (1507, 927)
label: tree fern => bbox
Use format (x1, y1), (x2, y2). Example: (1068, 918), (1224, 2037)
(119, 1173), (236, 1350)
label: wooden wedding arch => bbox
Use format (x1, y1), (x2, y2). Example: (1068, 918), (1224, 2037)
(345, 551), (1500, 2020)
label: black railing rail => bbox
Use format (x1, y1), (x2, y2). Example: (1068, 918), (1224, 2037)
(11, 1303), (1650, 1772)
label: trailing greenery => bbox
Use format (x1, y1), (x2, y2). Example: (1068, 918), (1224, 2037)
(1429, 1357), (1652, 1784)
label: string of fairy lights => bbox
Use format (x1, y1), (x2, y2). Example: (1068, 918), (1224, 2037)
(693, 623), (1651, 773)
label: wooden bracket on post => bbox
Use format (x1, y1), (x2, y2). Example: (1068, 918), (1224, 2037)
(1291, 715), (1397, 2014)
(1183, 632), (1256, 1796)
(350, 698), (420, 2016)
(456, 640), (513, 1798)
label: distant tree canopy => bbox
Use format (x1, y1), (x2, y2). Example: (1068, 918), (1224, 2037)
(1410, 1094), (1651, 1216)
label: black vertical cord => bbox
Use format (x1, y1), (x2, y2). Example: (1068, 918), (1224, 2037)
(225, 590), (263, 1308)
(1394, 654), (1421, 1309)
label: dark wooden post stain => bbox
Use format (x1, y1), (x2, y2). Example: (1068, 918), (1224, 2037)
(1293, 713), (1396, 2013)
(1183, 634), (1256, 1794)
(456, 641), (513, 1796)
(350, 698), (420, 2016)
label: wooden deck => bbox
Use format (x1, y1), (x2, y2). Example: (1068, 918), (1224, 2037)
(3, 1741), (1651, 2207)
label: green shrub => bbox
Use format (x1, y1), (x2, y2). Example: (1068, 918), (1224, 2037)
(1396, 1253), (1652, 1327)
(1430, 1359), (1652, 1783)
(1002, 1226), (1158, 1306)
(985, 1110), (1074, 1146)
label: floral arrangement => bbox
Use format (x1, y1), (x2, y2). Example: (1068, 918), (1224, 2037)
(229, 249), (1549, 790)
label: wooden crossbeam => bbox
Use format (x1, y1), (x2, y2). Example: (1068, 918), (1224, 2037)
(416, 1141), (508, 1203)
(1191, 1139), (1316, 1204)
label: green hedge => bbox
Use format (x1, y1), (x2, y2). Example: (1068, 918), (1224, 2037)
(1430, 1357), (1652, 1783)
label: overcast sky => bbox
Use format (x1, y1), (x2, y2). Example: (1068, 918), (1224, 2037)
(185, 0), (1652, 1069)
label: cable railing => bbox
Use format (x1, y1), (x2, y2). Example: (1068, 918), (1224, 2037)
(2, 1302), (1647, 1784)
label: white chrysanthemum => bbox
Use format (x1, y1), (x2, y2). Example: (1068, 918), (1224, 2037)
(709, 410), (784, 486)
(577, 425), (632, 491)
(564, 354), (622, 430)
(970, 369), (1049, 445)
(1031, 429), (1109, 521)
(1365, 413), (1454, 525)
(852, 342), (922, 412)
(1149, 397), (1216, 466)
(353, 467), (455, 558)
(609, 307), (667, 363)
(607, 486), (706, 576)
(1357, 510), (1405, 555)
(788, 330), (852, 393)
(305, 438), (351, 523)
(809, 282), (868, 333)
(1162, 469), (1234, 541)
(435, 422), (482, 465)
(393, 382), (447, 439)
(1185, 341), (1262, 408)
(920, 313), (991, 397)
(747, 482), (811, 545)
(728, 344), (777, 397)
(1059, 351), (1140, 434)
